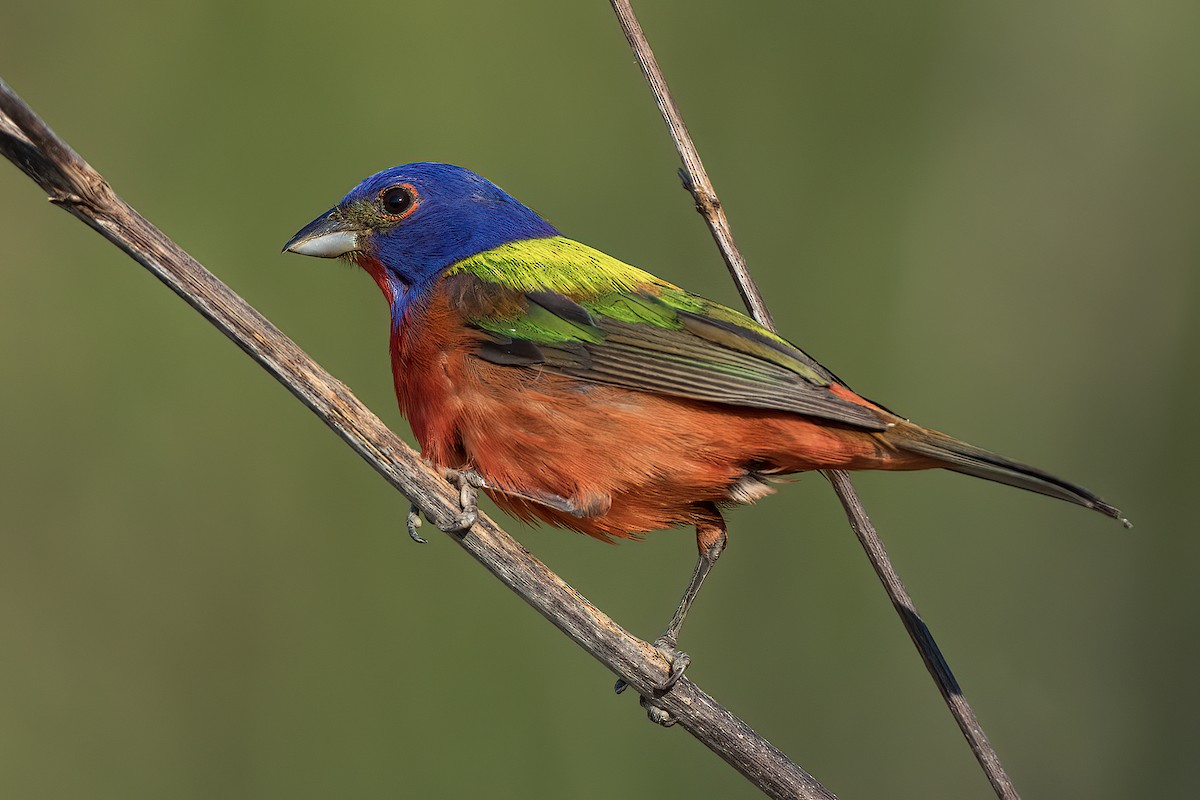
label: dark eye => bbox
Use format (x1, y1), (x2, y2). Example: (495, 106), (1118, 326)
(381, 185), (416, 216)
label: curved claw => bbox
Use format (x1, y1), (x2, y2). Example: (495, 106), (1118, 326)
(614, 638), (691, 700)
(651, 636), (690, 691)
(436, 508), (477, 533)
(406, 504), (428, 544)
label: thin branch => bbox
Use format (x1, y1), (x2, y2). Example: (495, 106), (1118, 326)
(827, 471), (1014, 794)
(608, 2), (1018, 798)
(0, 79), (836, 800)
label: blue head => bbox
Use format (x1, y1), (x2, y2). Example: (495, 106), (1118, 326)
(284, 163), (558, 296)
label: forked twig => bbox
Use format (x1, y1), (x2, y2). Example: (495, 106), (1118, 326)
(0, 79), (835, 800)
(608, 2), (1018, 798)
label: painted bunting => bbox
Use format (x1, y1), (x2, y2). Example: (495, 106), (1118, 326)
(285, 162), (1123, 682)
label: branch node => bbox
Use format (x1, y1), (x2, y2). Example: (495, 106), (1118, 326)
(676, 166), (694, 191)
(48, 191), (88, 208)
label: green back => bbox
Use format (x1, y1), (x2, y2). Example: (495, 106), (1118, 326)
(445, 237), (888, 431)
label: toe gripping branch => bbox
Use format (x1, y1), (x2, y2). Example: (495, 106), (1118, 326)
(407, 469), (486, 543)
(614, 637), (692, 727)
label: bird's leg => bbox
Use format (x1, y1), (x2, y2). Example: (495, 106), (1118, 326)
(405, 468), (486, 542)
(656, 518), (727, 662)
(616, 507), (728, 699)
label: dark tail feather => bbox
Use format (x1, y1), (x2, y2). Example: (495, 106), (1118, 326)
(893, 424), (1129, 527)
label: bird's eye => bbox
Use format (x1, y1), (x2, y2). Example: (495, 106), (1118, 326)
(380, 185), (417, 218)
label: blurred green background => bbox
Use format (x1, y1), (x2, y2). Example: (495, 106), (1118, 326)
(2, 1), (1196, 797)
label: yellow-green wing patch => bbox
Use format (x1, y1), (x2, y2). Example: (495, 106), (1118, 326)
(452, 238), (887, 430)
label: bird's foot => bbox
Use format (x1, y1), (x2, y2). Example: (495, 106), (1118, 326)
(405, 469), (487, 543)
(638, 695), (677, 727)
(440, 468), (485, 532)
(613, 636), (689, 727)
(613, 636), (690, 695)
(649, 635), (691, 691)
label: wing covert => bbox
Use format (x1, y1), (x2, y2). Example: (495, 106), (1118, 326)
(451, 267), (889, 432)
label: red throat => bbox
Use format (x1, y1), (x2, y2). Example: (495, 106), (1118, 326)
(352, 253), (397, 308)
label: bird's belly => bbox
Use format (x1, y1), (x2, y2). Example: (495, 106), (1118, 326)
(411, 356), (891, 540)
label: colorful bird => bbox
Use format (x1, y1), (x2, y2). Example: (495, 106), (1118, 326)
(284, 162), (1123, 684)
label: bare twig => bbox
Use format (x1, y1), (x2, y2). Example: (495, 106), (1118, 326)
(0, 79), (837, 800)
(608, 2), (1018, 798)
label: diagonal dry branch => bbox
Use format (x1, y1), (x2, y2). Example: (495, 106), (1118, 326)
(0, 79), (837, 800)
(608, 2), (1019, 798)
